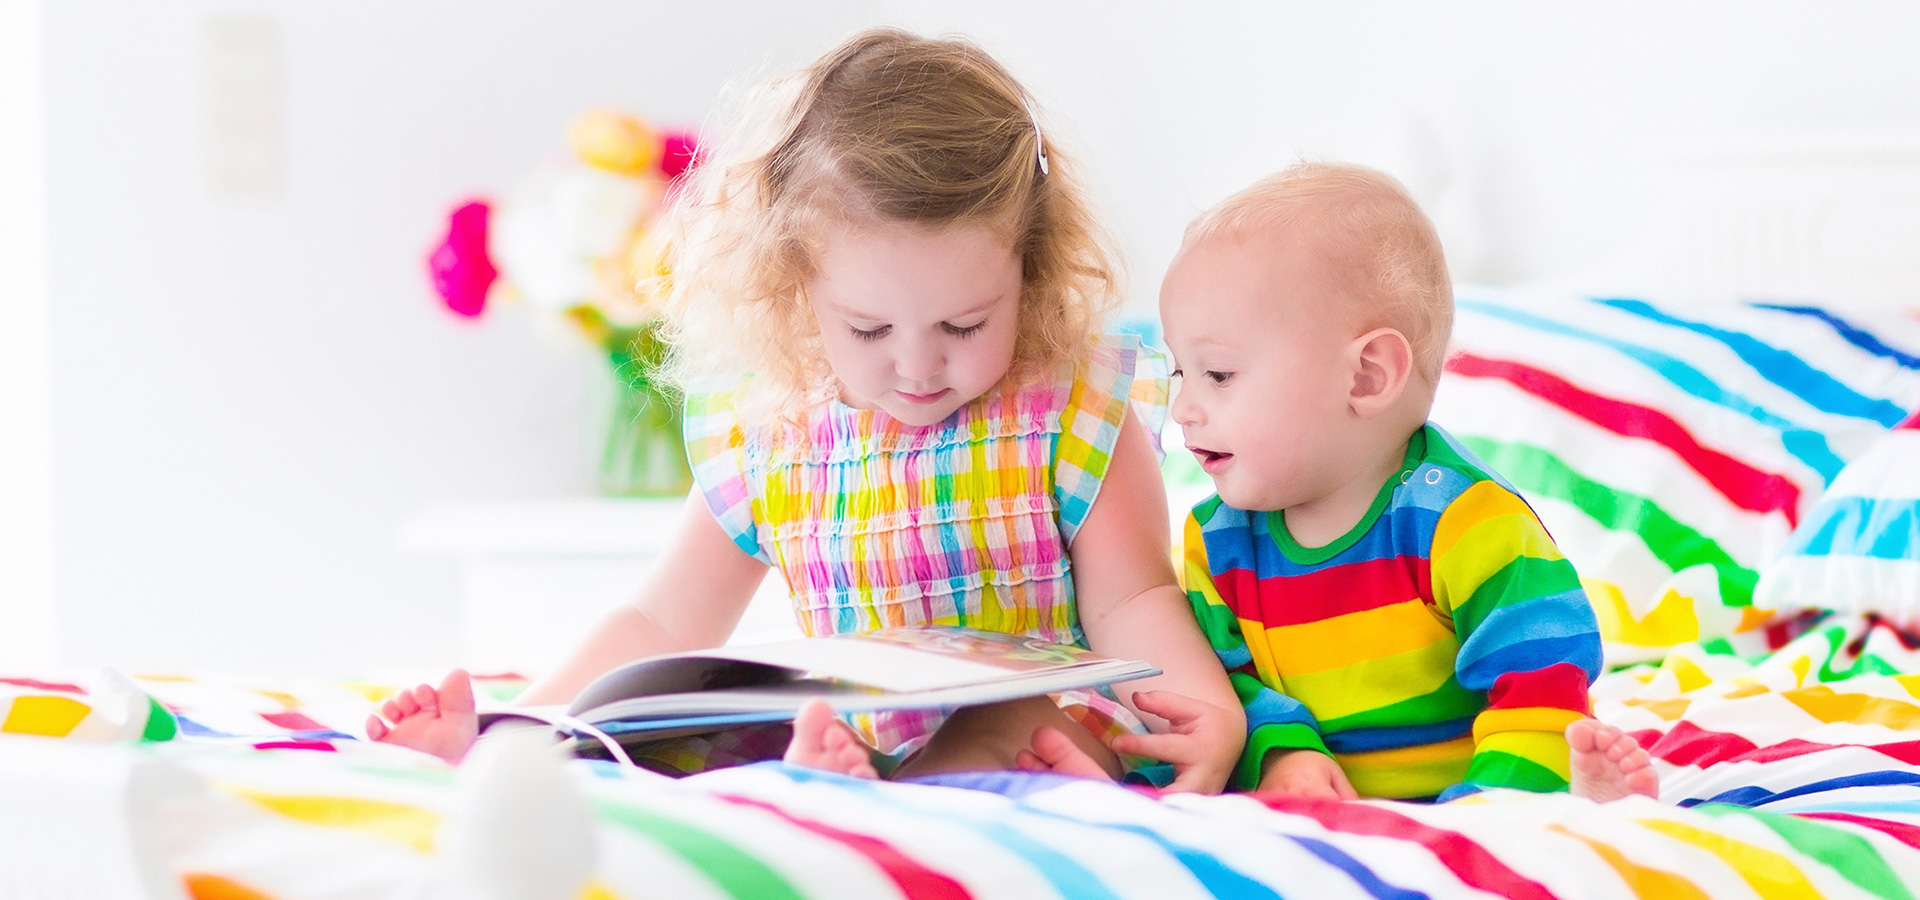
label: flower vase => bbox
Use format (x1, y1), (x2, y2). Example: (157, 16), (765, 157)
(598, 331), (692, 498)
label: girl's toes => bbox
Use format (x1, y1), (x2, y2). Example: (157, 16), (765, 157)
(839, 743), (877, 779)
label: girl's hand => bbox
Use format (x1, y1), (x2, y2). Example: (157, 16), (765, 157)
(1256, 748), (1358, 800)
(365, 668), (480, 764)
(1108, 690), (1242, 794)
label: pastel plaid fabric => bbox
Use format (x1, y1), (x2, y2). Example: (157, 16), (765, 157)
(684, 335), (1167, 756)
(685, 335), (1164, 645)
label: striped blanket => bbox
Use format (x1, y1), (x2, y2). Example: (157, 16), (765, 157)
(9, 617), (1920, 900)
(10, 292), (1920, 898)
(1435, 292), (1920, 664)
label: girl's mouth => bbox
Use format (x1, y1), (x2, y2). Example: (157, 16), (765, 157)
(896, 388), (952, 405)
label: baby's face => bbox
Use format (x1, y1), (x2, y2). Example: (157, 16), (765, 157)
(1160, 229), (1358, 512)
(809, 220), (1022, 427)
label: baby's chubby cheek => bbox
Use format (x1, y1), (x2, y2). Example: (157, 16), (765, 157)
(1211, 469), (1265, 511)
(1223, 453), (1306, 513)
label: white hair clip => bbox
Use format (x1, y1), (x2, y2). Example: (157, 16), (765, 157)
(1025, 100), (1050, 176)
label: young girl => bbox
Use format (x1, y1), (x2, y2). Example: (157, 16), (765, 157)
(370, 27), (1244, 791)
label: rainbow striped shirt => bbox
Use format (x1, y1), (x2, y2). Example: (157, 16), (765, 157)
(1183, 424), (1602, 799)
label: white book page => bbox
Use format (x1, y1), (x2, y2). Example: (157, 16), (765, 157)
(698, 638), (1027, 693)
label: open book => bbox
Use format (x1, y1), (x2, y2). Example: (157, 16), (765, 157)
(479, 626), (1159, 756)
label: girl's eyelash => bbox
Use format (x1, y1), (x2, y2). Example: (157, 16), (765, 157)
(851, 322), (983, 341)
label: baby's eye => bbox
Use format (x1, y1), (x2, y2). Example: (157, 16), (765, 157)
(1205, 371), (1233, 385)
(941, 321), (986, 339)
(851, 325), (892, 342)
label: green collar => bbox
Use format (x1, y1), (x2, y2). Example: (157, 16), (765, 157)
(1271, 427), (1427, 565)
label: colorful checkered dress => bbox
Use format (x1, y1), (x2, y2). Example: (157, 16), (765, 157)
(684, 335), (1167, 759)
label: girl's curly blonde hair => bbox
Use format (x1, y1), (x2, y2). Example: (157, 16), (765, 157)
(650, 28), (1120, 422)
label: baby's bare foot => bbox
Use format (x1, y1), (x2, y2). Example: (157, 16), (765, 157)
(366, 668), (479, 764)
(784, 699), (878, 779)
(1014, 726), (1116, 780)
(1566, 718), (1659, 802)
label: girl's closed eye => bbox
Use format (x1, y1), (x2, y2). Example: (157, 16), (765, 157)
(851, 324), (892, 342)
(941, 320), (986, 339)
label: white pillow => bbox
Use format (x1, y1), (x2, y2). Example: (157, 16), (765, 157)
(1755, 412), (1920, 624)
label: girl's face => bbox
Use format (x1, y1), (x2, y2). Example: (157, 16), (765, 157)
(808, 220), (1022, 426)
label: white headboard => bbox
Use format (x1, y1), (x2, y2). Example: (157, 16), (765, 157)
(1600, 131), (1920, 312)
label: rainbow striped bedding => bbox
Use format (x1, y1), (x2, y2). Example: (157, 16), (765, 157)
(9, 293), (1920, 897)
(6, 623), (1920, 900)
(1758, 410), (1920, 622)
(1435, 292), (1920, 663)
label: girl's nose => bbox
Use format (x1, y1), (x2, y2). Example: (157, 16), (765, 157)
(894, 342), (943, 383)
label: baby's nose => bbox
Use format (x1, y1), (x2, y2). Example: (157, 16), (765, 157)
(1170, 386), (1202, 425)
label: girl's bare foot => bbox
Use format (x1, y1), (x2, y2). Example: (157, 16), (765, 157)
(783, 699), (878, 778)
(1014, 726), (1117, 780)
(1566, 718), (1659, 802)
(366, 668), (480, 764)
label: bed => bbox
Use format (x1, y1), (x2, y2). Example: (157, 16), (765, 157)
(13, 626), (1920, 900)
(6, 140), (1920, 900)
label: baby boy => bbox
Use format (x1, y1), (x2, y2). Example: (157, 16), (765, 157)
(1159, 162), (1657, 802)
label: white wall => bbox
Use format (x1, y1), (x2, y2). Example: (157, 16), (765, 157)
(34, 1), (880, 674)
(888, 1), (1920, 303)
(1, 0), (59, 669)
(19, 1), (1920, 674)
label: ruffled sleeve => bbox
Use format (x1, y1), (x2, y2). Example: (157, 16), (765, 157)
(1130, 342), (1172, 448)
(1052, 334), (1171, 544)
(681, 377), (772, 564)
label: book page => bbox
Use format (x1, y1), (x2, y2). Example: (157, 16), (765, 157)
(581, 658), (1158, 726)
(703, 637), (1022, 693)
(567, 656), (796, 716)
(566, 626), (1150, 726)
(686, 627), (1115, 692)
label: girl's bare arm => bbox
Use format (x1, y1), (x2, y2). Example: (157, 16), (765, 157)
(1070, 412), (1246, 791)
(515, 490), (771, 706)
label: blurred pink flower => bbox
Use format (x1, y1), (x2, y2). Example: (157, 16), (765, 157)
(658, 131), (701, 181)
(428, 200), (497, 318)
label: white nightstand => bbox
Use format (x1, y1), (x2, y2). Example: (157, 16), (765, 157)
(400, 498), (800, 676)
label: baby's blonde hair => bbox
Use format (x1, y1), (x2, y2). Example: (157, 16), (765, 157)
(1185, 162), (1453, 382)
(651, 28), (1120, 420)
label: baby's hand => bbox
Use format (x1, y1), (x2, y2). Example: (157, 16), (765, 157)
(1108, 690), (1242, 794)
(364, 668), (479, 764)
(1256, 748), (1357, 799)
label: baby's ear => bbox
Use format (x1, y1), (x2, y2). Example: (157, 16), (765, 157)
(1348, 328), (1414, 417)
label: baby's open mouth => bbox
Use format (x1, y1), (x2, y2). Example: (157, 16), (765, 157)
(1189, 447), (1232, 471)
